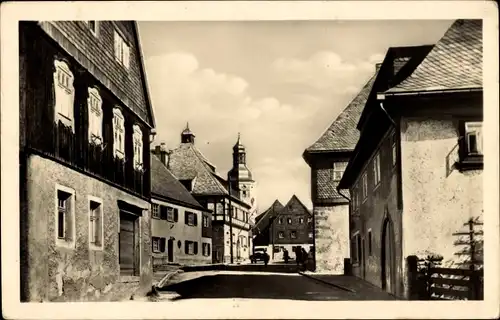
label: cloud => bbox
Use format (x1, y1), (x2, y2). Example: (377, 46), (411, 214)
(271, 50), (381, 90)
(145, 52), (316, 210)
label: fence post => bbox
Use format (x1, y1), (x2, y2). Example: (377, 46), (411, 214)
(406, 255), (419, 300)
(344, 258), (352, 276)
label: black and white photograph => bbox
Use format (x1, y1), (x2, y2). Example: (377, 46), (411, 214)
(1, 1), (499, 319)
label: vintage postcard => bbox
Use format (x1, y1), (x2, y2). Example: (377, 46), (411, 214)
(1, 1), (499, 319)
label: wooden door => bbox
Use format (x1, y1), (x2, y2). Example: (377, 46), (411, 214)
(381, 218), (395, 293)
(167, 239), (174, 262)
(119, 215), (135, 275)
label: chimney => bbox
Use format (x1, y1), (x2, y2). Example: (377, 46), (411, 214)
(375, 62), (383, 73)
(153, 142), (169, 167)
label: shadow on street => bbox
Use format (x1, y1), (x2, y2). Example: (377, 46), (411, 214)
(159, 273), (393, 301)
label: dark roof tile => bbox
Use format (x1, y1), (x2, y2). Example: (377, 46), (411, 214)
(387, 20), (482, 93)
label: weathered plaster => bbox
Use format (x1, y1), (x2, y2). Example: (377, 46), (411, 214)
(400, 118), (483, 269)
(24, 155), (152, 302)
(314, 204), (349, 274)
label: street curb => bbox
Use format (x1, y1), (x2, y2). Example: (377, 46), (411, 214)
(298, 272), (356, 293)
(156, 269), (184, 289)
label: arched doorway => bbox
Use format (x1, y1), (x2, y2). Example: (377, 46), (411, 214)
(381, 216), (396, 293)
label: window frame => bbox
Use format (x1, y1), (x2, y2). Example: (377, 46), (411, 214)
(362, 173), (368, 202)
(88, 196), (104, 251)
(152, 237), (161, 253)
(332, 161), (348, 182)
(53, 59), (75, 130)
(112, 107), (125, 159)
(85, 21), (99, 37)
(114, 29), (130, 69)
(152, 203), (160, 219)
(132, 124), (144, 171)
(88, 87), (103, 145)
(373, 152), (381, 188)
(278, 231), (285, 239)
(457, 120), (484, 170)
(55, 184), (76, 249)
(290, 231), (297, 239)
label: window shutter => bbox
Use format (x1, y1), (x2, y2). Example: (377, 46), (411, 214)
(208, 243), (211, 254)
(185, 212), (189, 224)
(160, 238), (166, 252)
(194, 242), (198, 255)
(193, 213), (198, 226)
(159, 206), (166, 220)
(184, 241), (188, 254)
(174, 209), (179, 222)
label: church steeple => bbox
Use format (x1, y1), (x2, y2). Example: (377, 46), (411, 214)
(233, 132), (247, 165)
(181, 122), (195, 144)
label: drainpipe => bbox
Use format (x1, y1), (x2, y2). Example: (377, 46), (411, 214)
(377, 94), (396, 127)
(337, 187), (351, 202)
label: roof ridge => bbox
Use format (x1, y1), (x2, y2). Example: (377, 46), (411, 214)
(284, 195), (312, 216)
(189, 144), (228, 195)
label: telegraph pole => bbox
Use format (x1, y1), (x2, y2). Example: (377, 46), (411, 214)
(228, 178), (234, 264)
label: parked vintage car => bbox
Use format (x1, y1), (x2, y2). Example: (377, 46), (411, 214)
(250, 248), (270, 264)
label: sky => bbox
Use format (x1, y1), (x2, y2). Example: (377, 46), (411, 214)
(138, 20), (454, 213)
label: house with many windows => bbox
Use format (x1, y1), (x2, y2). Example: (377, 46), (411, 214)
(19, 21), (156, 301)
(150, 145), (212, 267)
(252, 196), (313, 262)
(166, 125), (254, 263)
(338, 20), (483, 299)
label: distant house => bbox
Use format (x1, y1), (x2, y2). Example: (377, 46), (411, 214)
(252, 196), (313, 262)
(150, 146), (212, 267)
(338, 20), (483, 299)
(19, 21), (156, 301)
(167, 125), (254, 263)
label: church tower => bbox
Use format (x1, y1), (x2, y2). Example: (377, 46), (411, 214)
(228, 133), (257, 223)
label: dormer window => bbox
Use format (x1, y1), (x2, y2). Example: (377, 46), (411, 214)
(53, 60), (75, 130)
(88, 87), (103, 145)
(133, 125), (143, 170)
(112, 108), (125, 159)
(114, 30), (130, 69)
(333, 162), (347, 182)
(85, 21), (99, 37)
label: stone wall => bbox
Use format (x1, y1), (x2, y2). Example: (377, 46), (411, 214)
(313, 204), (349, 274)
(23, 155), (152, 302)
(400, 117), (483, 273)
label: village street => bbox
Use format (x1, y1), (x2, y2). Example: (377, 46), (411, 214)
(155, 264), (395, 301)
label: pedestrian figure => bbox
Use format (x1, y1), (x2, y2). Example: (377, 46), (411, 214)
(301, 248), (308, 271)
(283, 248), (289, 263)
(295, 247), (302, 266)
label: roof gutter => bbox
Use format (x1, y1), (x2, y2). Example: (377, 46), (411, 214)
(336, 187), (351, 202)
(380, 87), (482, 98)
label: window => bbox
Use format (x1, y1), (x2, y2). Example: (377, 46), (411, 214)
(242, 190), (247, 197)
(152, 204), (160, 219)
(391, 135), (397, 167)
(287, 218), (292, 224)
(232, 207), (237, 218)
(85, 21), (99, 36)
(152, 237), (160, 253)
(55, 185), (75, 248)
(368, 229), (372, 256)
(373, 153), (381, 187)
(114, 30), (130, 69)
(112, 108), (125, 159)
(465, 122), (483, 155)
(185, 241), (197, 255)
(307, 217), (312, 223)
(362, 173), (368, 201)
(160, 206), (178, 222)
(278, 231), (285, 239)
(351, 233), (360, 264)
(299, 217), (304, 224)
(278, 218), (283, 224)
(290, 231), (297, 239)
(87, 87), (103, 145)
(132, 125), (143, 170)
(333, 162), (348, 181)
(458, 121), (483, 170)
(202, 243), (211, 256)
(308, 232), (313, 239)
(185, 211), (197, 226)
(203, 215), (209, 227)
(89, 198), (103, 249)
(53, 60), (75, 129)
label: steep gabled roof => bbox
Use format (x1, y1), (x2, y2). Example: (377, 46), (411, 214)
(280, 195), (312, 217)
(253, 200), (284, 234)
(168, 143), (229, 196)
(386, 19), (482, 94)
(304, 71), (379, 155)
(151, 154), (206, 211)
